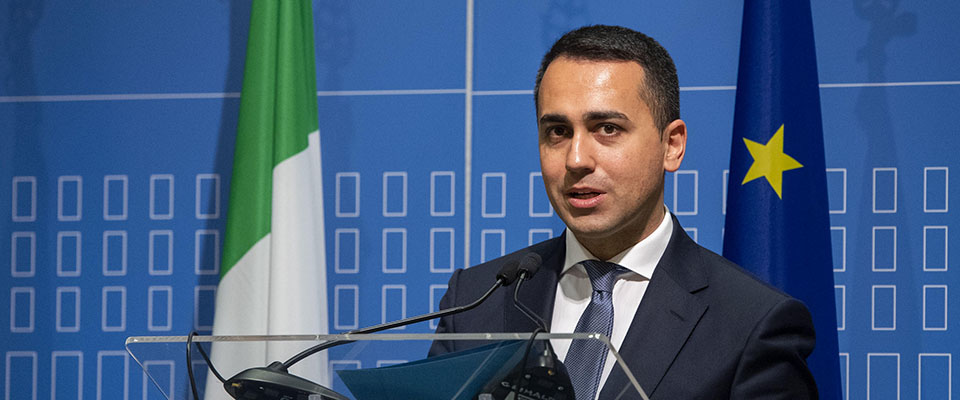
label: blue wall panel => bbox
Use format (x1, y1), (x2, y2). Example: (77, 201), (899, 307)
(1, 0), (957, 398)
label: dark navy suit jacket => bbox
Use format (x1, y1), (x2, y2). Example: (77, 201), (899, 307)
(429, 216), (818, 399)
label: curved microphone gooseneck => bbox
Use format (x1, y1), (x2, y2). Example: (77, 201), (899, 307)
(282, 258), (522, 368)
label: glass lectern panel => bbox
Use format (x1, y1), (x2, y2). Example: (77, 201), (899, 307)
(126, 333), (647, 400)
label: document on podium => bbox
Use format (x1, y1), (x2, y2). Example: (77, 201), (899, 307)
(337, 340), (525, 400)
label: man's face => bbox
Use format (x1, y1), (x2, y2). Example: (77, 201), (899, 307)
(537, 57), (685, 257)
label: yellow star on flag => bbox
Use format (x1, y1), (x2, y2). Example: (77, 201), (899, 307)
(741, 124), (803, 198)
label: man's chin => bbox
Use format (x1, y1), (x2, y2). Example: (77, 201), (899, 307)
(563, 216), (644, 242)
(564, 222), (616, 242)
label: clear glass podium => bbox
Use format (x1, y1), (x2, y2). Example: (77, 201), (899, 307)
(126, 333), (649, 400)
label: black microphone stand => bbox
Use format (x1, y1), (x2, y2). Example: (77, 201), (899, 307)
(282, 275), (506, 367)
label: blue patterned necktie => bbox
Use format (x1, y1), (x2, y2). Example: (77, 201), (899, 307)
(565, 260), (626, 400)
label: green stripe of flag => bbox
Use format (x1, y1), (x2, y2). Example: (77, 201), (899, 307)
(222, 0), (319, 276)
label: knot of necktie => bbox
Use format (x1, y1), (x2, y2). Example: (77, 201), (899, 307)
(580, 259), (626, 294)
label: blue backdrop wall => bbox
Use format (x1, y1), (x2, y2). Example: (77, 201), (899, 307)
(1, 1), (957, 399)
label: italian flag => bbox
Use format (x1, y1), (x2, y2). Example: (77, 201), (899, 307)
(206, 0), (328, 397)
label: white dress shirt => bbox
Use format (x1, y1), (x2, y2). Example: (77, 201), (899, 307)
(550, 208), (674, 398)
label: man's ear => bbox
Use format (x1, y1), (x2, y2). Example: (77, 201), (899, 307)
(663, 119), (687, 172)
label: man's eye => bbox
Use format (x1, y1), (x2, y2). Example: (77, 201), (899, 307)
(548, 126), (568, 136)
(600, 124), (619, 135)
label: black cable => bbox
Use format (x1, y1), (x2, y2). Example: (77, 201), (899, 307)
(197, 338), (227, 383)
(187, 331), (227, 400)
(187, 332), (200, 400)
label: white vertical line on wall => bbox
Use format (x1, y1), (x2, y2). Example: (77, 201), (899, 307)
(463, 0), (475, 269)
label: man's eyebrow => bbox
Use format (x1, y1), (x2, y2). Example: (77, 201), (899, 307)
(539, 113), (570, 125)
(583, 110), (629, 121)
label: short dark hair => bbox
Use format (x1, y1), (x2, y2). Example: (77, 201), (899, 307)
(534, 25), (680, 132)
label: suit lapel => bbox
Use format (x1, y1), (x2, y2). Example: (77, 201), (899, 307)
(601, 217), (710, 399)
(503, 234), (566, 332)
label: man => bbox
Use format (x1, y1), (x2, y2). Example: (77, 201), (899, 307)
(430, 25), (817, 399)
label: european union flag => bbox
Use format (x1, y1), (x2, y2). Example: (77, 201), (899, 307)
(723, 0), (842, 397)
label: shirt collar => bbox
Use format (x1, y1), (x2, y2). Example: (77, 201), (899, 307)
(561, 206), (674, 280)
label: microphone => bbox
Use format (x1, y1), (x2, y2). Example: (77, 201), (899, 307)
(220, 260), (523, 399)
(518, 252), (542, 278)
(496, 258), (523, 286)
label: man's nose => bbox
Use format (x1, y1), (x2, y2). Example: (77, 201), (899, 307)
(565, 130), (595, 174)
